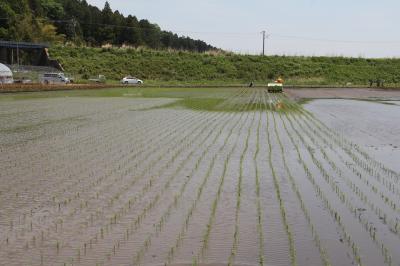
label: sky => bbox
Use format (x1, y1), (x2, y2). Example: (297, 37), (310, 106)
(86, 0), (399, 58)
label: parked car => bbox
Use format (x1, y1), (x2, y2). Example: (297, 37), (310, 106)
(40, 73), (70, 84)
(14, 78), (33, 84)
(89, 75), (106, 83)
(121, 76), (143, 84)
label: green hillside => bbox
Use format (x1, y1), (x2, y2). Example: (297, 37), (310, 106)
(50, 46), (400, 86)
(0, 0), (215, 52)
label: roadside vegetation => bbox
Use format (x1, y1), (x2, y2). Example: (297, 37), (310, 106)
(50, 46), (400, 86)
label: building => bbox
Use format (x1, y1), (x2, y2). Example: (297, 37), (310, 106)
(0, 63), (13, 84)
(0, 41), (63, 71)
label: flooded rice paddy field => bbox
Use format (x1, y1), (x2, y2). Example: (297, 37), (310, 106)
(0, 88), (399, 266)
(305, 99), (400, 172)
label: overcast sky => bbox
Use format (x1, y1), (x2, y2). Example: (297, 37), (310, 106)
(87, 0), (399, 58)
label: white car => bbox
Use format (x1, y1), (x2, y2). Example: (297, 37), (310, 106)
(121, 76), (143, 84)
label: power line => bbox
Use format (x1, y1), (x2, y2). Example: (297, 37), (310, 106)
(271, 34), (400, 44)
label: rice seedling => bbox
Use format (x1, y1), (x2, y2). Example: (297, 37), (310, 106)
(165, 90), (255, 265)
(282, 105), (396, 265)
(2, 87), (399, 265)
(262, 91), (297, 266)
(270, 100), (331, 266)
(198, 91), (256, 260)
(112, 110), (236, 265)
(292, 111), (400, 238)
(228, 90), (258, 265)
(253, 93), (265, 266)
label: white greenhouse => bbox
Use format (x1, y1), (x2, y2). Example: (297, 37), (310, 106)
(0, 63), (13, 84)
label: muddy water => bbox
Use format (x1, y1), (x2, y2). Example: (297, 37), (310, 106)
(305, 99), (400, 172)
(1, 92), (400, 266)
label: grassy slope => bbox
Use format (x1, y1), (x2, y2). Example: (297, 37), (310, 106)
(50, 46), (400, 86)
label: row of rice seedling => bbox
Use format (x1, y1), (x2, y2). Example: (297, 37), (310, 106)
(195, 90), (257, 263)
(0, 99), (144, 188)
(4, 109), (206, 250)
(301, 107), (400, 183)
(0, 89), (243, 264)
(99, 112), (235, 265)
(291, 110), (400, 238)
(295, 112), (400, 200)
(167, 90), (256, 265)
(277, 94), (398, 191)
(227, 90), (259, 266)
(298, 107), (400, 190)
(252, 94), (265, 266)
(275, 105), (367, 265)
(5, 89), (250, 262)
(262, 91), (297, 266)
(267, 92), (331, 266)
(131, 104), (243, 266)
(253, 101), (265, 265)
(315, 130), (400, 200)
(282, 107), (394, 265)
(273, 114), (331, 266)
(1, 108), (183, 240)
(277, 96), (400, 213)
(72, 89), (250, 265)
(2, 97), (228, 264)
(57, 109), (228, 265)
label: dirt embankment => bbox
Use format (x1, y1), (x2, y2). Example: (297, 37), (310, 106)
(0, 83), (126, 93)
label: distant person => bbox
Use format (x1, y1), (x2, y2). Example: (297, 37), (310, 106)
(369, 79), (373, 87)
(377, 79), (381, 87)
(249, 81), (254, 87)
(275, 77), (284, 84)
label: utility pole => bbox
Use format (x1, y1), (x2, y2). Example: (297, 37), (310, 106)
(261, 31), (266, 56)
(261, 30), (269, 56)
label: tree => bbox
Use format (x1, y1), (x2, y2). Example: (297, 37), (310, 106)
(0, 0), (216, 52)
(34, 22), (65, 43)
(40, 0), (64, 19)
(98, 1), (116, 44)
